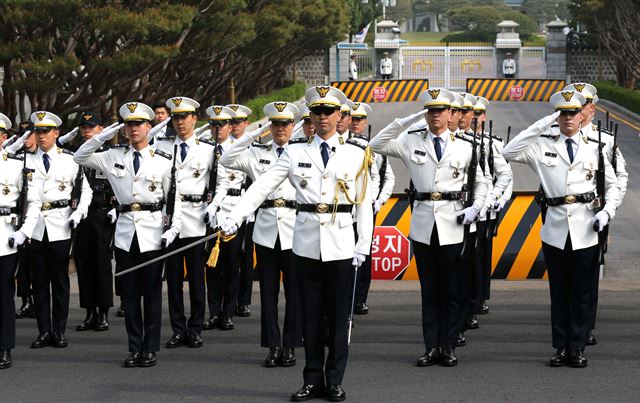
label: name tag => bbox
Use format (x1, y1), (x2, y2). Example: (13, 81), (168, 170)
(259, 159), (271, 164)
(414, 150), (426, 156)
(114, 163), (125, 169)
(298, 162), (312, 168)
(544, 152), (557, 158)
(95, 170), (107, 179)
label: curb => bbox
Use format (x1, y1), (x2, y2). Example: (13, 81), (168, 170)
(598, 99), (640, 126)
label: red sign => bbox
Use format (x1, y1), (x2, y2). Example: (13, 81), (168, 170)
(371, 226), (410, 280)
(509, 85), (524, 100)
(372, 86), (388, 102)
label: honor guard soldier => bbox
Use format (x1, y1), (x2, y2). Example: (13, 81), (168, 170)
(563, 82), (628, 346)
(502, 91), (619, 368)
(220, 101), (304, 368)
(370, 88), (487, 367)
(154, 97), (215, 349)
(227, 104), (255, 318)
(298, 103), (315, 139)
(72, 113), (116, 333)
(74, 102), (182, 368)
(220, 86), (373, 402)
(152, 103), (177, 141)
(26, 111), (93, 349)
(1, 113), (41, 369)
(346, 101), (396, 315)
(336, 103), (352, 143)
(201, 105), (241, 331)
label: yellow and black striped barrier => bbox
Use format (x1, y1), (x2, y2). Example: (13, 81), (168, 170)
(374, 193), (547, 281)
(331, 79), (429, 103)
(466, 79), (565, 102)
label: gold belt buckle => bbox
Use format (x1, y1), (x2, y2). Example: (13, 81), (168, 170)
(316, 203), (329, 213)
(274, 198), (285, 208)
(564, 195), (576, 204)
(131, 203), (141, 212)
(180, 195), (185, 202)
(431, 192), (442, 201)
(42, 202), (51, 210)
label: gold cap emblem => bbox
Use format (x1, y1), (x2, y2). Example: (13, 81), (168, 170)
(316, 86), (330, 98)
(229, 105), (239, 112)
(83, 114), (93, 121)
(352, 102), (360, 110)
(574, 83), (585, 92)
(213, 106), (223, 115)
(274, 102), (287, 112)
(36, 112), (46, 121)
(171, 98), (182, 107)
(428, 89), (441, 99)
(126, 103), (138, 113)
(561, 91), (574, 102)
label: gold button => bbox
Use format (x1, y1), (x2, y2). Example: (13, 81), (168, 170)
(320, 221), (324, 225)
(568, 213), (572, 217)
(135, 219), (139, 223)
(323, 174), (328, 179)
(278, 217), (281, 220)
(44, 190), (48, 193)
(322, 191), (326, 195)
(133, 192), (137, 196)
(134, 178), (138, 182)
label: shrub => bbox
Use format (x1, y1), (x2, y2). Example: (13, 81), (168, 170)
(593, 80), (640, 115)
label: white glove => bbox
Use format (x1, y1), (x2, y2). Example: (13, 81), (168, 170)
(591, 211), (610, 232)
(494, 196), (509, 212)
(457, 206), (479, 225)
(373, 199), (383, 214)
(149, 118), (171, 138)
(352, 252), (367, 268)
(96, 124), (122, 142)
(479, 205), (489, 219)
(398, 111), (426, 127)
(67, 211), (83, 229)
(195, 123), (210, 136)
(247, 122), (272, 141)
(534, 111), (561, 131)
(204, 202), (219, 224)
(8, 231), (27, 248)
(160, 227), (179, 249)
(4, 131), (30, 154)
(292, 120), (303, 134)
(107, 208), (117, 224)
(221, 217), (239, 236)
(57, 127), (79, 145)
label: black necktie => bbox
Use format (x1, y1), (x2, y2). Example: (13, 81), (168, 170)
(276, 146), (284, 158)
(216, 145), (223, 156)
(565, 139), (574, 163)
(180, 143), (188, 162)
(133, 151), (141, 174)
(320, 142), (330, 167)
(433, 137), (442, 161)
(43, 154), (50, 173)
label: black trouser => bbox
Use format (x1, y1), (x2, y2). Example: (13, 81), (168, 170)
(206, 223), (245, 319)
(354, 214), (376, 306)
(0, 253), (18, 349)
(483, 218), (497, 300)
(542, 236), (598, 352)
(238, 221), (255, 307)
(74, 209), (114, 309)
(295, 254), (353, 386)
(166, 236), (206, 337)
(256, 238), (303, 349)
(413, 226), (465, 351)
(382, 74), (391, 79)
(472, 221), (489, 313)
(589, 259), (602, 331)
(16, 250), (32, 298)
(458, 231), (478, 331)
(114, 234), (163, 353)
(29, 231), (71, 335)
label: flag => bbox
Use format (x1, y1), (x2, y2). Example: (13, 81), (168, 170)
(353, 23), (371, 44)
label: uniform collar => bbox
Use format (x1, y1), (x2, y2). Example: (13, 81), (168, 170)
(428, 129), (451, 145)
(174, 133), (196, 148)
(314, 132), (341, 150)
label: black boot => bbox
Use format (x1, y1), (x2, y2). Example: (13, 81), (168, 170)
(16, 297), (35, 319)
(96, 307), (109, 331)
(0, 350), (11, 369)
(76, 308), (98, 331)
(116, 300), (125, 317)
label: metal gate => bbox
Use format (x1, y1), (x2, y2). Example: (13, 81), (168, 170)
(399, 46), (496, 90)
(518, 47), (546, 78)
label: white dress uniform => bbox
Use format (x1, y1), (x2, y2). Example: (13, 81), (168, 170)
(74, 102), (182, 360)
(220, 101), (303, 359)
(370, 88), (487, 363)
(380, 56), (393, 78)
(226, 86), (372, 391)
(502, 90), (619, 362)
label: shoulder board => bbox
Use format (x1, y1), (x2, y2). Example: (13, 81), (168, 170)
(351, 134), (369, 142)
(196, 138), (216, 147)
(111, 144), (130, 150)
(409, 128), (428, 135)
(483, 133), (503, 142)
(61, 148), (74, 155)
(550, 123), (559, 128)
(453, 133), (474, 144)
(586, 136), (606, 145)
(153, 149), (172, 160)
(540, 133), (559, 139)
(157, 135), (176, 141)
(5, 153), (24, 161)
(288, 137), (308, 145)
(592, 124), (613, 135)
(251, 141), (269, 149)
(345, 139), (367, 151)
(95, 144), (111, 153)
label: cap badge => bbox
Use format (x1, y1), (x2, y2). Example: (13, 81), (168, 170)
(561, 91), (574, 102)
(83, 114), (93, 121)
(213, 106), (223, 115)
(316, 86), (330, 98)
(574, 84), (585, 92)
(36, 112), (46, 121)
(229, 105), (239, 112)
(171, 98), (182, 107)
(428, 89), (440, 99)
(274, 102), (287, 112)
(126, 103), (138, 113)
(352, 102), (360, 110)
(20, 122), (29, 129)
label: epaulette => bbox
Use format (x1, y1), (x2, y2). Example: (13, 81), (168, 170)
(111, 144), (130, 150)
(586, 136), (606, 145)
(483, 133), (503, 142)
(591, 124), (613, 136)
(409, 128), (427, 135)
(550, 123), (559, 128)
(288, 137), (308, 145)
(95, 144), (111, 153)
(351, 134), (369, 143)
(453, 133), (474, 144)
(251, 141), (269, 149)
(60, 148), (75, 155)
(157, 135), (176, 141)
(152, 149), (172, 160)
(196, 138), (216, 147)
(4, 153), (24, 161)
(540, 134), (559, 140)
(345, 138), (367, 151)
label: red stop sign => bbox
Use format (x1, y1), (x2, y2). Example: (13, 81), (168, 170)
(372, 86), (388, 102)
(371, 226), (410, 280)
(509, 85), (524, 100)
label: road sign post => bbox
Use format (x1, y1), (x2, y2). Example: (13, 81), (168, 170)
(371, 226), (410, 280)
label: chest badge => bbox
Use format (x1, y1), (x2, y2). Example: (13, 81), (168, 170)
(149, 183), (157, 192)
(586, 171), (593, 180)
(300, 179), (308, 188)
(58, 183), (67, 191)
(229, 173), (236, 181)
(2, 186), (9, 195)
(453, 169), (460, 178)
(193, 170), (201, 178)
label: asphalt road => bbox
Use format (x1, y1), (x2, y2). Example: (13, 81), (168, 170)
(3, 279), (639, 402)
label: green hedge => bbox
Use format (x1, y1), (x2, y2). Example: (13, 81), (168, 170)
(594, 80), (640, 115)
(244, 82), (307, 121)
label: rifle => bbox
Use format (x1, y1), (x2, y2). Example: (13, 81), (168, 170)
(458, 118), (479, 259)
(204, 127), (220, 264)
(405, 180), (416, 213)
(593, 121), (608, 265)
(162, 145), (178, 248)
(11, 154), (31, 275)
(68, 165), (85, 255)
(611, 123), (618, 174)
(506, 125), (511, 144)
